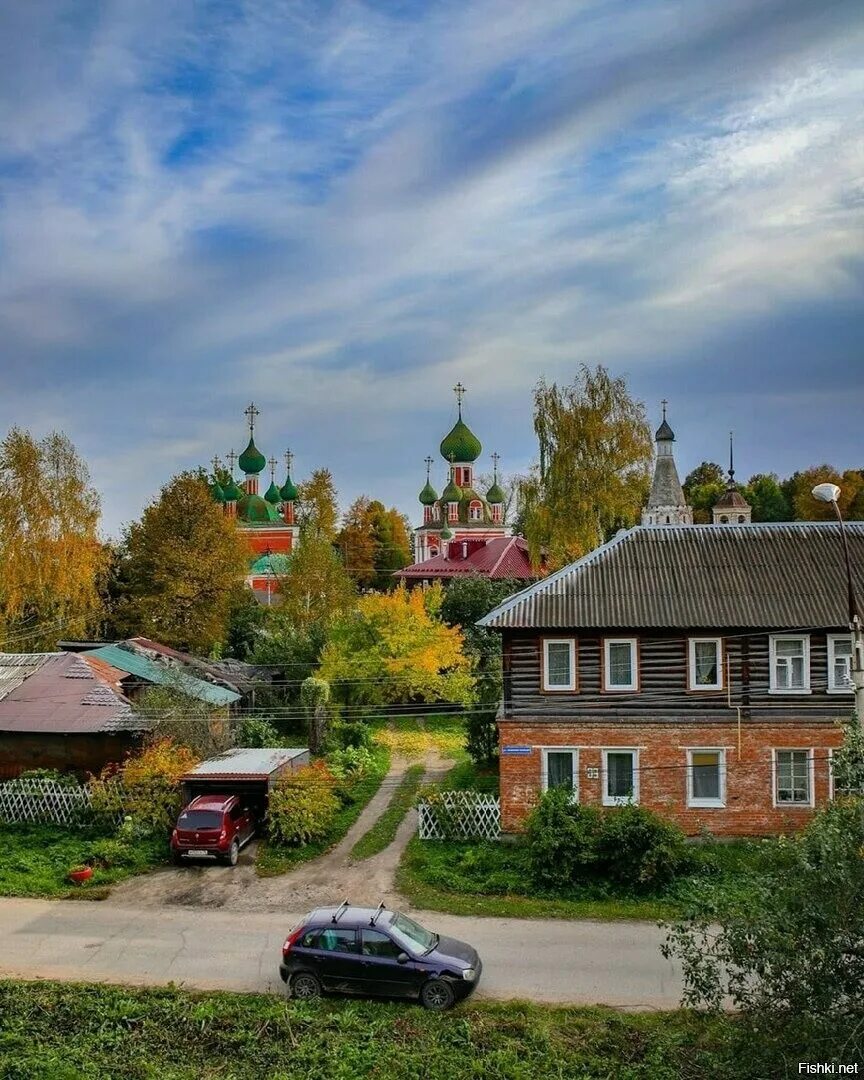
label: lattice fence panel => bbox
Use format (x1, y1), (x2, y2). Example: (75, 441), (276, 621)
(418, 791), (500, 841)
(0, 777), (127, 828)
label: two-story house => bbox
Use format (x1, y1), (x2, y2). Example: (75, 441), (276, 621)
(479, 522), (864, 836)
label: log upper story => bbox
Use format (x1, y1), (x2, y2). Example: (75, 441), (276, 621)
(479, 522), (864, 725)
(500, 626), (855, 722)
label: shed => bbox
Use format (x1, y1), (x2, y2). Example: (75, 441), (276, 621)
(179, 747), (309, 818)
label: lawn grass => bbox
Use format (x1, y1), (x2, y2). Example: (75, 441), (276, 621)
(0, 823), (168, 900)
(350, 764), (425, 860)
(0, 979), (740, 1080)
(371, 713), (468, 761)
(396, 836), (681, 921)
(255, 746), (390, 877)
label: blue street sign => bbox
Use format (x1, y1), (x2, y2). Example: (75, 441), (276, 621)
(501, 746), (532, 755)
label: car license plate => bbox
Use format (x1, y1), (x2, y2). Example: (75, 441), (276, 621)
(187, 849), (209, 857)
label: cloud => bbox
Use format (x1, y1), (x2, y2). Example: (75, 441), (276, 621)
(0, 0), (861, 535)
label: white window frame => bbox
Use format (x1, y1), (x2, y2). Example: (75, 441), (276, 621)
(542, 638), (577, 692)
(602, 748), (640, 806)
(603, 638), (638, 692)
(686, 748), (726, 808)
(688, 637), (724, 691)
(772, 748), (814, 808)
(541, 747), (579, 802)
(468, 501), (483, 521)
(827, 634), (854, 694)
(769, 634), (811, 694)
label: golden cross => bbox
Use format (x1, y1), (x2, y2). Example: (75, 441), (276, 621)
(284, 448), (293, 473)
(424, 455), (433, 480)
(268, 456), (278, 480)
(491, 451), (500, 478)
(226, 449), (237, 472)
(453, 382), (466, 414)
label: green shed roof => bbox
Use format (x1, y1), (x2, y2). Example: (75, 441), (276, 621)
(86, 646), (241, 706)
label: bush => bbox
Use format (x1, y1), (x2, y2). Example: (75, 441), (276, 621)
(267, 761), (340, 846)
(233, 716), (283, 748)
(596, 804), (691, 890)
(87, 837), (140, 870)
(526, 790), (690, 894)
(526, 790), (604, 891)
(330, 719), (372, 751)
(326, 746), (377, 781)
(89, 739), (198, 834)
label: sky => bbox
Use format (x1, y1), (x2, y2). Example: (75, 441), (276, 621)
(0, 0), (862, 538)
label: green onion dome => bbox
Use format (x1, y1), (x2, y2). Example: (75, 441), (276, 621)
(440, 525), (453, 541)
(485, 480), (505, 504)
(419, 479), (438, 505)
(222, 478), (244, 502)
(280, 474), (299, 502)
(238, 436), (266, 475)
(210, 480), (226, 503)
(237, 492), (281, 523)
(264, 480), (282, 504)
(440, 417), (482, 463)
(441, 478), (462, 503)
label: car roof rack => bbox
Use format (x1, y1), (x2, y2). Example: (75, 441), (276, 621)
(369, 902), (385, 927)
(331, 899), (350, 924)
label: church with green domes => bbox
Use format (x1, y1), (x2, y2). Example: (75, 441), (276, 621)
(410, 384), (511, 564)
(209, 403), (300, 603)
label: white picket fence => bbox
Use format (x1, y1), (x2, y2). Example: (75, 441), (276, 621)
(417, 791), (500, 841)
(0, 776), (127, 827)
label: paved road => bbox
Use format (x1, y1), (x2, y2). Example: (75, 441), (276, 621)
(0, 898), (681, 1009)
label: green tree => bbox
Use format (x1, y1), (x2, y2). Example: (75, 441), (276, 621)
(519, 366), (653, 570)
(298, 469), (339, 542)
(336, 496), (378, 588)
(682, 462), (726, 524)
(112, 471), (250, 654)
(276, 536), (356, 631)
(319, 586), (474, 709)
(439, 576), (521, 766)
(0, 428), (107, 650)
(222, 584), (267, 660)
(744, 472), (792, 522)
(663, 796), (864, 1069)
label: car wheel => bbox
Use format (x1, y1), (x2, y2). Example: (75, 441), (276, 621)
(420, 978), (455, 1011)
(227, 839), (239, 866)
(291, 972), (322, 1001)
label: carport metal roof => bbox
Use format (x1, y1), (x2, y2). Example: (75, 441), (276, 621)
(181, 747), (308, 780)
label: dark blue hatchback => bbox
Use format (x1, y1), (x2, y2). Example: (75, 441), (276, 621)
(279, 901), (482, 1010)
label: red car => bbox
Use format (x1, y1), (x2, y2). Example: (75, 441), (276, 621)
(170, 794), (255, 866)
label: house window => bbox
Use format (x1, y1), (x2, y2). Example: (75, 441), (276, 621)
(542, 638), (577, 692)
(769, 635), (810, 693)
(688, 638), (723, 690)
(774, 749), (813, 806)
(686, 749), (726, 807)
(541, 748), (578, 800)
(468, 500), (483, 521)
(603, 638), (638, 691)
(828, 635), (853, 693)
(602, 749), (638, 805)
(448, 502), (459, 522)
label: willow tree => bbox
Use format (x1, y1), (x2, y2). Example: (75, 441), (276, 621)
(520, 367), (653, 570)
(0, 428), (106, 650)
(112, 471), (249, 654)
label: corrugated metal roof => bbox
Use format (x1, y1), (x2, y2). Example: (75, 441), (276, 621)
(0, 652), (146, 733)
(479, 523), (864, 630)
(0, 654), (54, 702)
(182, 747), (307, 779)
(86, 645), (241, 706)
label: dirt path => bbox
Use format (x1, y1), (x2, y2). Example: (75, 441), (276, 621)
(105, 750), (448, 913)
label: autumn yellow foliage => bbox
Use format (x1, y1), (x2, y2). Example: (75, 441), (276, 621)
(318, 585), (474, 708)
(90, 738), (199, 833)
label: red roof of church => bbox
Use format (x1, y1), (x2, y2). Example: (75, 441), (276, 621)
(395, 536), (539, 581)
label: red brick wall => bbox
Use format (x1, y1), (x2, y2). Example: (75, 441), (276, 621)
(499, 720), (843, 836)
(242, 529), (294, 556)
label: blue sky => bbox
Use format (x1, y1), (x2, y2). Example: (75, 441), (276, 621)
(0, 0), (862, 536)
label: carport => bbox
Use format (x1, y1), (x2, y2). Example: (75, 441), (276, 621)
(180, 747), (309, 820)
